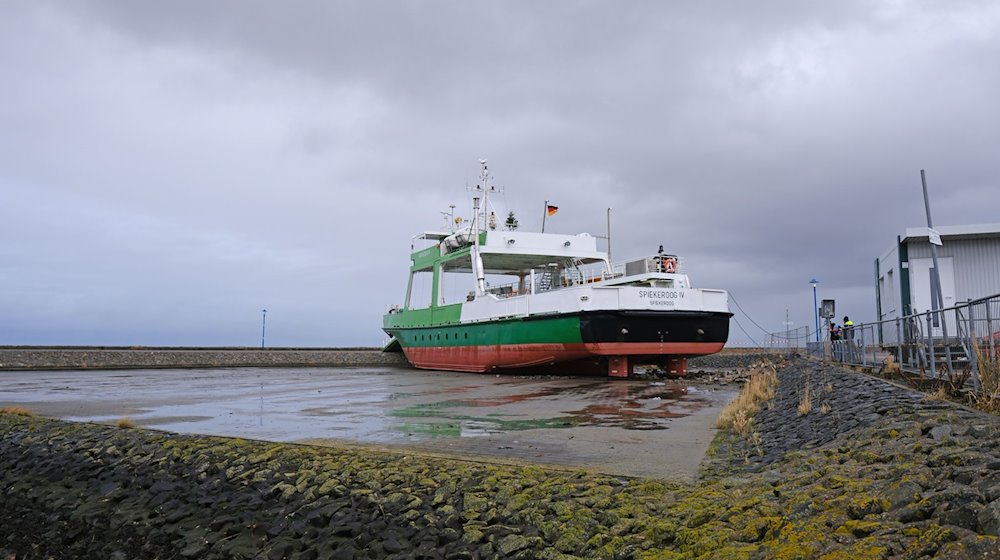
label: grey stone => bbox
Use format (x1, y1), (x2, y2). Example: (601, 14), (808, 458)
(898, 501), (936, 523)
(938, 536), (1000, 560)
(969, 424), (994, 438)
(938, 501), (984, 531)
(979, 499), (1000, 537)
(885, 482), (923, 510)
(930, 425), (955, 440)
(986, 484), (1000, 503)
(496, 534), (534, 556)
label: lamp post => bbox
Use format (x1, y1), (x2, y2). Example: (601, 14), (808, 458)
(261, 309), (267, 349)
(810, 279), (819, 342)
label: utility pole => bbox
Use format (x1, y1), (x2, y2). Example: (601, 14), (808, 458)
(261, 309), (267, 349)
(810, 279), (819, 343)
(921, 170), (946, 316)
(784, 308), (793, 352)
(921, 169), (952, 375)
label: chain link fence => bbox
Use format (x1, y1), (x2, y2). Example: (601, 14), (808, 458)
(766, 326), (811, 353)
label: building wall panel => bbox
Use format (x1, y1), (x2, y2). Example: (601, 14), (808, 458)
(905, 238), (1000, 303)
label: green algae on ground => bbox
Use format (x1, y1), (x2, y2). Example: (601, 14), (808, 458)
(393, 421), (462, 438)
(391, 405), (583, 435)
(389, 400), (471, 417)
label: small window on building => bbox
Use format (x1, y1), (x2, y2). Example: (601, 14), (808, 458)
(879, 275), (887, 315)
(887, 269), (895, 312)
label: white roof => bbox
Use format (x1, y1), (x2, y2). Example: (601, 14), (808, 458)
(900, 223), (1000, 243)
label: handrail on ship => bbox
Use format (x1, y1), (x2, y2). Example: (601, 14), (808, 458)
(478, 254), (681, 300)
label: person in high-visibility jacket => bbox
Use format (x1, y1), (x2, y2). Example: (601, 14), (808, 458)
(843, 316), (854, 341)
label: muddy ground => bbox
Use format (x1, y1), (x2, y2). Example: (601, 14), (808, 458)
(0, 366), (737, 481)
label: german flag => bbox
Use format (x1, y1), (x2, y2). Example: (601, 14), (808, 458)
(546, 204), (558, 216)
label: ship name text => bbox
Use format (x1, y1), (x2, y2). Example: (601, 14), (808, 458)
(637, 290), (684, 300)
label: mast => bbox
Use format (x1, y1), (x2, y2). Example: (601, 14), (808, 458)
(606, 207), (612, 266)
(471, 160), (490, 296)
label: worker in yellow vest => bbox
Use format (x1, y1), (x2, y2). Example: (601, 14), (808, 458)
(843, 316), (854, 341)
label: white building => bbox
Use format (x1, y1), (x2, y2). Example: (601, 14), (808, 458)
(875, 223), (1000, 342)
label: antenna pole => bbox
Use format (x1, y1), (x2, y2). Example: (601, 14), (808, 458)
(472, 160), (489, 295)
(606, 207), (612, 263)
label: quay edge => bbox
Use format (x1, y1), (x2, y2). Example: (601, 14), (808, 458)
(0, 347), (408, 371)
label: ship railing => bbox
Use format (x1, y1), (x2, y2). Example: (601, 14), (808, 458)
(484, 280), (523, 299)
(606, 263), (626, 279)
(564, 268), (585, 285)
(483, 266), (624, 299)
(559, 267), (615, 288)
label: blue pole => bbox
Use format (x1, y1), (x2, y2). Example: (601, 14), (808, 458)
(810, 280), (819, 342)
(261, 309), (267, 349)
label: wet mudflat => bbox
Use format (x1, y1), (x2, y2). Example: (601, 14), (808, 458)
(0, 367), (736, 479)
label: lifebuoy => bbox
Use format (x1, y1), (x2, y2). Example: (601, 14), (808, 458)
(664, 257), (677, 273)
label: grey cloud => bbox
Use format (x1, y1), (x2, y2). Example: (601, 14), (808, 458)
(2, 1), (998, 346)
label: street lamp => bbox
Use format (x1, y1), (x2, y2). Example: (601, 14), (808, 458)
(261, 309), (267, 349)
(809, 279), (819, 342)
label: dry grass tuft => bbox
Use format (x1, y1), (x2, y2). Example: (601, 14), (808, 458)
(115, 417), (136, 429)
(926, 385), (949, 401)
(748, 430), (764, 456)
(717, 361), (778, 434)
(824, 382), (833, 394)
(819, 403), (831, 415)
(971, 341), (1000, 413)
(881, 355), (901, 374)
(0, 406), (34, 416)
(797, 382), (812, 416)
(729, 409), (751, 434)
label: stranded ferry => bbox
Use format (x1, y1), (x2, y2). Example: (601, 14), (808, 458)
(382, 161), (731, 377)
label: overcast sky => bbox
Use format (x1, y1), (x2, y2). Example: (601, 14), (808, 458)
(3, 1), (999, 348)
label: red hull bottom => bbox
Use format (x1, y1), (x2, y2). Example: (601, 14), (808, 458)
(402, 341), (725, 377)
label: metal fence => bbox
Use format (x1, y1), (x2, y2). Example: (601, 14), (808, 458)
(766, 326), (811, 353)
(828, 293), (1000, 390)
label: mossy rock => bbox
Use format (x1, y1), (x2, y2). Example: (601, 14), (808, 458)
(846, 495), (889, 520)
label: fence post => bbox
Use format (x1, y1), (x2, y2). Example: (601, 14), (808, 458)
(943, 308), (955, 382)
(860, 326), (866, 367)
(927, 313), (935, 377)
(865, 325), (870, 366)
(989, 298), (996, 360)
(966, 304), (978, 387)
(895, 317), (904, 369)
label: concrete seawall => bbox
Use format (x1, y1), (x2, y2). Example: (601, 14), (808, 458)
(0, 347), (410, 370)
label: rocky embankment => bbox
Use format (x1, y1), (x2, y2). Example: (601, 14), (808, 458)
(0, 347), (408, 370)
(689, 351), (785, 371)
(2, 357), (999, 559)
